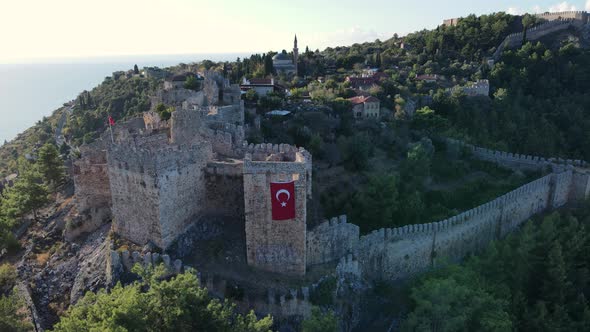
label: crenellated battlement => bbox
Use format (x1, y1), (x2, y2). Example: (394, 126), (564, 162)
(307, 215), (359, 266)
(336, 254), (361, 279)
(205, 160), (244, 177)
(493, 18), (579, 59)
(445, 138), (588, 170)
(109, 140), (212, 175)
(535, 10), (589, 24)
(143, 111), (170, 133)
(314, 164), (590, 282)
(243, 145), (310, 172)
(241, 142), (301, 160)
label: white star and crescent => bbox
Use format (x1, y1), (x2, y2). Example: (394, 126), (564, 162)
(275, 189), (291, 207)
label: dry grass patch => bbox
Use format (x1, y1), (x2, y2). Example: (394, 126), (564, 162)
(36, 252), (50, 266)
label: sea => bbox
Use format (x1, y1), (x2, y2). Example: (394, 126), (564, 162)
(0, 53), (251, 143)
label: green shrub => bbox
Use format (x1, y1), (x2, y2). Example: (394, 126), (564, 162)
(302, 307), (338, 332)
(0, 264), (17, 293)
(310, 276), (336, 306)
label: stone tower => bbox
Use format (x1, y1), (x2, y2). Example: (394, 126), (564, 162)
(293, 34), (299, 76)
(243, 144), (312, 276)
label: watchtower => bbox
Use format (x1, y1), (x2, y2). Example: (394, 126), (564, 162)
(242, 144), (312, 276)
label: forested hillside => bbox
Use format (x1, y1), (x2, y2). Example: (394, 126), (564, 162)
(1, 9), (590, 332)
(402, 204), (590, 331)
(437, 42), (590, 160)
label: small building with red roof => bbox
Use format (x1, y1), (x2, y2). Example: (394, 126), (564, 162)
(348, 95), (381, 119)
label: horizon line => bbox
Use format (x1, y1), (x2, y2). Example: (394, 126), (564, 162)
(0, 51), (268, 66)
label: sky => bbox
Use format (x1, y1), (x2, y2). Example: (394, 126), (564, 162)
(1, 0), (590, 63)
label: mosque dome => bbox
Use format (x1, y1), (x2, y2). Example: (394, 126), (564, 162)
(273, 52), (291, 61)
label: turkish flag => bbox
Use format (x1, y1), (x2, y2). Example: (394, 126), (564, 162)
(108, 115), (115, 126)
(270, 181), (296, 220)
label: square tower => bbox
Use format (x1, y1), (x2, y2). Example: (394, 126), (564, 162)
(243, 144), (312, 276)
(107, 135), (213, 249)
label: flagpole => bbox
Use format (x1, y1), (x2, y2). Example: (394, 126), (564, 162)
(108, 116), (114, 144)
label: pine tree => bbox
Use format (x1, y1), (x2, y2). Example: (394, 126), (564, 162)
(3, 168), (49, 220)
(133, 64), (139, 74)
(571, 294), (590, 330)
(542, 241), (570, 305)
(37, 143), (65, 189)
(524, 301), (549, 331)
(264, 54), (274, 76)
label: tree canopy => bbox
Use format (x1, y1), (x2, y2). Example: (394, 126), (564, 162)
(52, 265), (273, 332)
(402, 205), (590, 331)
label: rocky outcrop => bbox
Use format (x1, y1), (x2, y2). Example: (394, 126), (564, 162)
(15, 281), (43, 332)
(70, 237), (109, 304)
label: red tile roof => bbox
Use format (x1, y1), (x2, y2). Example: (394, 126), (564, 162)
(348, 96), (380, 105)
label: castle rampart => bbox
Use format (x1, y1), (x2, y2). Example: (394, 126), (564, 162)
(306, 215), (359, 266)
(308, 159), (589, 282)
(72, 139), (111, 209)
(72, 138), (113, 235)
(353, 171), (568, 280)
(493, 18), (578, 59)
(143, 111), (169, 133)
(535, 11), (589, 25)
(445, 137), (587, 170)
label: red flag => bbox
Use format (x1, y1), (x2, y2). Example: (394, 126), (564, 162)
(270, 181), (296, 220)
(108, 115), (115, 126)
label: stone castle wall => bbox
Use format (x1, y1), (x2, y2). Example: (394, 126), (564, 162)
(108, 141), (213, 249)
(202, 125), (244, 158)
(143, 111), (169, 133)
(445, 138), (588, 171)
(72, 138), (112, 239)
(309, 161), (589, 282)
(535, 11), (589, 25)
(303, 137), (587, 280)
(170, 108), (245, 158)
(571, 169), (590, 200)
(243, 147), (311, 276)
(493, 19), (576, 59)
(152, 88), (205, 109)
(107, 246), (314, 319)
(306, 215), (359, 266)
(170, 109), (208, 144)
(354, 170), (577, 280)
(107, 150), (162, 248)
(208, 102), (245, 125)
(73, 139), (112, 213)
(204, 160), (245, 219)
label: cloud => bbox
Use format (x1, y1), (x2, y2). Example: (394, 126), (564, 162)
(507, 7), (521, 15)
(548, 1), (577, 12)
(586, 0), (590, 10)
(508, 1), (579, 15)
(310, 26), (393, 49)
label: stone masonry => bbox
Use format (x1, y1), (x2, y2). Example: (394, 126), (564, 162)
(74, 70), (590, 282)
(304, 140), (590, 282)
(243, 145), (312, 276)
(74, 73), (313, 276)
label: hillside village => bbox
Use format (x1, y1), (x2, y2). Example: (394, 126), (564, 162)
(2, 9), (590, 332)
